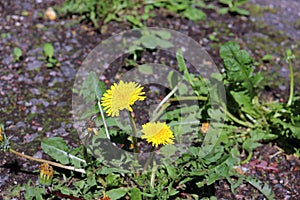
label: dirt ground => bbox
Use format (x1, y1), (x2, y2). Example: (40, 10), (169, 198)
(0, 0), (299, 199)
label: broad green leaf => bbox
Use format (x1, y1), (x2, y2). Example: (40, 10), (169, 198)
(219, 0), (233, 7)
(79, 72), (105, 103)
(138, 64), (153, 75)
(106, 188), (128, 200)
(13, 47), (22, 62)
(232, 7), (249, 15)
(130, 188), (142, 200)
(79, 104), (99, 120)
(69, 146), (85, 168)
(87, 173), (97, 187)
(140, 35), (157, 49)
(151, 30), (171, 40)
(183, 7), (206, 21)
(98, 166), (130, 174)
(160, 144), (177, 159)
(155, 37), (173, 48)
(41, 137), (85, 165)
(43, 43), (54, 58)
(41, 137), (69, 164)
(178, 83), (188, 95)
(262, 54), (273, 61)
(105, 174), (120, 187)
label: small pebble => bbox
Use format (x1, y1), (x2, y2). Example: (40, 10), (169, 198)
(45, 7), (57, 21)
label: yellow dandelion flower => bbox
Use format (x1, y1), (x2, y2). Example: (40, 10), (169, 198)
(141, 122), (174, 147)
(101, 81), (146, 117)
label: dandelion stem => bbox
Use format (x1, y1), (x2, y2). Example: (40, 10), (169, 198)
(152, 80), (182, 119)
(97, 100), (110, 140)
(287, 56), (294, 107)
(9, 148), (86, 174)
(150, 158), (157, 188)
(142, 146), (155, 172)
(169, 96), (207, 101)
(128, 111), (139, 154)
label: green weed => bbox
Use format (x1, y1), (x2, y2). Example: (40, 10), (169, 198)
(1, 41), (299, 200)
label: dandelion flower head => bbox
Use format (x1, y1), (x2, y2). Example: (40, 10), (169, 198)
(101, 81), (145, 117)
(141, 122), (174, 147)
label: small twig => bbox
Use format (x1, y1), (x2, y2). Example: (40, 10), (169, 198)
(9, 149), (86, 174)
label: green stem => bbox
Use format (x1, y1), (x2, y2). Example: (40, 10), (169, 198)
(9, 148), (86, 174)
(287, 58), (294, 107)
(150, 158), (157, 188)
(128, 111), (139, 154)
(169, 96), (207, 101)
(241, 151), (253, 164)
(150, 102), (170, 123)
(220, 102), (254, 128)
(152, 80), (182, 116)
(150, 96), (207, 123)
(142, 146), (155, 172)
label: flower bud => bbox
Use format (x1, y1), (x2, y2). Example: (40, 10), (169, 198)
(39, 163), (54, 186)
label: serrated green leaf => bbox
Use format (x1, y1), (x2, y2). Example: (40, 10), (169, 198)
(245, 177), (274, 200)
(220, 41), (258, 96)
(230, 91), (259, 117)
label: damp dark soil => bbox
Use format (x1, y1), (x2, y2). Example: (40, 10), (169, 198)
(0, 0), (299, 199)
